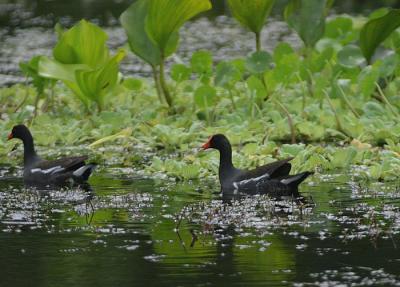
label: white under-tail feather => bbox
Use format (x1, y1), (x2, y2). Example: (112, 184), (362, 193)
(73, 164), (96, 180)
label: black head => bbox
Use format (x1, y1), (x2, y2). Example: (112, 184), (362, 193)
(201, 134), (231, 151)
(8, 124), (32, 141)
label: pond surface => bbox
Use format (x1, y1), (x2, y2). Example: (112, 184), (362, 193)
(1, 165), (400, 286)
(1, 0), (400, 86)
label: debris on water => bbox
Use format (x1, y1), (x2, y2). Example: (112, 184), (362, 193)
(1, 166), (400, 285)
(144, 254), (166, 263)
(117, 245), (139, 251)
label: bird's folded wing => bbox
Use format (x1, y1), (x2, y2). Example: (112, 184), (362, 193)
(31, 156), (88, 174)
(235, 157), (293, 182)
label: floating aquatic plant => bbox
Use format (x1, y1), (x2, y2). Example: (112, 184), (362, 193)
(38, 20), (126, 112)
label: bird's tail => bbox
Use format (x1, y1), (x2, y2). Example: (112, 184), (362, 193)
(281, 171), (313, 187)
(73, 164), (97, 181)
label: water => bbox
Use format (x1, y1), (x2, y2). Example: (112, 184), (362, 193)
(1, 0), (400, 285)
(1, 165), (400, 286)
(1, 0), (399, 86)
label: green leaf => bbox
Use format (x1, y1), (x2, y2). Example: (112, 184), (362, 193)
(227, 0), (275, 34)
(363, 101), (387, 117)
(337, 45), (365, 68)
(242, 142), (258, 156)
(120, 0), (161, 66)
(123, 78), (143, 91)
(246, 75), (266, 100)
(38, 20), (126, 110)
(39, 49), (125, 109)
(280, 144), (306, 157)
(190, 50), (213, 75)
(368, 7), (390, 20)
(271, 53), (300, 85)
(194, 85), (217, 109)
(53, 20), (109, 68)
(358, 64), (380, 98)
(284, 0), (329, 48)
(360, 9), (400, 63)
(20, 56), (52, 94)
(245, 51), (272, 74)
(273, 42), (294, 63)
(178, 164), (201, 180)
(330, 147), (357, 168)
(89, 127), (133, 148)
(379, 53), (400, 78)
(170, 64), (191, 82)
(38, 57), (89, 83)
(75, 49), (125, 108)
(145, 0), (212, 56)
(324, 16), (353, 39)
(54, 23), (64, 39)
(215, 61), (242, 88)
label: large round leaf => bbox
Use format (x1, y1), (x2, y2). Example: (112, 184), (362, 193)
(324, 16), (353, 39)
(245, 51), (272, 74)
(190, 50), (213, 75)
(215, 61), (242, 88)
(170, 64), (191, 82)
(194, 85), (217, 109)
(246, 75), (266, 100)
(337, 45), (365, 68)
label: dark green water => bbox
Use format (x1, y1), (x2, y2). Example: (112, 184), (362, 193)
(1, 166), (400, 286)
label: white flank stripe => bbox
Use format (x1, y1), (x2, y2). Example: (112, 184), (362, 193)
(234, 173), (270, 187)
(31, 166), (65, 175)
(233, 182), (239, 194)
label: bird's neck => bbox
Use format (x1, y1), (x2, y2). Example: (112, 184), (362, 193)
(218, 144), (235, 180)
(22, 136), (37, 166)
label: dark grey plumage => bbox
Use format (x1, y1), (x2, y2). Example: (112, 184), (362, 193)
(8, 124), (96, 186)
(202, 134), (312, 197)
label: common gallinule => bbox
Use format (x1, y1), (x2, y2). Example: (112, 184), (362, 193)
(8, 124), (96, 185)
(201, 134), (313, 197)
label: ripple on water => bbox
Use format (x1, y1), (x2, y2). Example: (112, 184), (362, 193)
(1, 168), (400, 286)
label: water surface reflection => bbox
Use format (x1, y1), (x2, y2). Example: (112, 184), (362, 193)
(1, 167), (399, 286)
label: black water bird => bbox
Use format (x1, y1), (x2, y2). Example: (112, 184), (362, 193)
(201, 134), (313, 197)
(8, 124), (96, 185)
